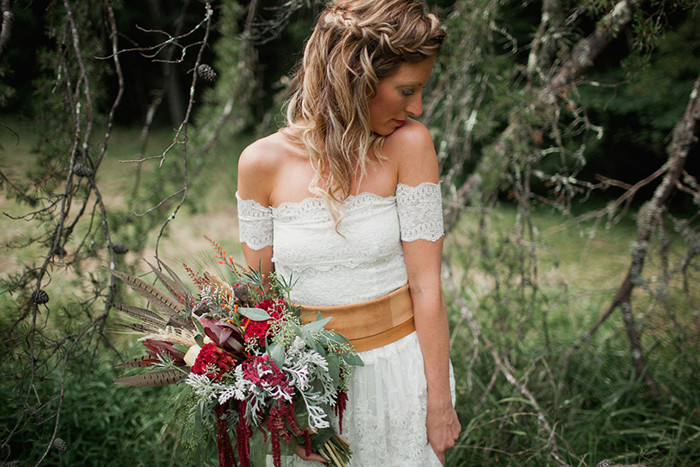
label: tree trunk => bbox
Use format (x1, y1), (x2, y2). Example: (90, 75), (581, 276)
(0, 0), (13, 59)
(146, 0), (186, 126)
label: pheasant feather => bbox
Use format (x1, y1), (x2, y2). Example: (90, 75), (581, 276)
(114, 355), (157, 369)
(110, 269), (186, 321)
(144, 259), (190, 305)
(111, 303), (166, 327)
(115, 321), (163, 335)
(160, 259), (192, 293)
(113, 369), (184, 387)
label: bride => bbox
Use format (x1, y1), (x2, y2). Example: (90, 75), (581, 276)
(236, 1), (461, 465)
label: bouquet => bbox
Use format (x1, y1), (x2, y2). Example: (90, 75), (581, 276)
(110, 240), (363, 467)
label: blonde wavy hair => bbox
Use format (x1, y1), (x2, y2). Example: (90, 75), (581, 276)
(284, 0), (445, 225)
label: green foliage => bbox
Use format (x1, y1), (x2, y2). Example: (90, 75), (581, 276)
(444, 204), (700, 466)
(0, 342), (187, 466)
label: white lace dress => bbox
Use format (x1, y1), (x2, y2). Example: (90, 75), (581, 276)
(237, 183), (452, 467)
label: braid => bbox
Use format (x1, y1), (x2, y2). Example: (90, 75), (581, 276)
(284, 0), (445, 227)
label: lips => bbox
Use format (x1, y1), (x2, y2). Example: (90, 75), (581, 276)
(393, 119), (405, 127)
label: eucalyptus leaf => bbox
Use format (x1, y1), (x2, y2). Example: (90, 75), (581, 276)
(238, 306), (271, 321)
(325, 332), (351, 345)
(326, 353), (340, 385)
(268, 342), (286, 367)
(341, 351), (364, 367)
(302, 315), (333, 332)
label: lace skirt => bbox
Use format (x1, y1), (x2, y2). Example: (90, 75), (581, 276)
(268, 331), (453, 467)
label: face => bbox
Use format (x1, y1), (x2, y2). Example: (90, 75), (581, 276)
(367, 56), (436, 136)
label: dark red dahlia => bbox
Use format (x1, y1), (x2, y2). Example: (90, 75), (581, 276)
(190, 343), (236, 381)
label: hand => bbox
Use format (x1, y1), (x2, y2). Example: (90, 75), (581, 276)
(294, 444), (327, 463)
(426, 398), (461, 466)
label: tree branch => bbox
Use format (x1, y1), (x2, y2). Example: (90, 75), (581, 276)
(550, 0), (642, 91)
(573, 71), (700, 398)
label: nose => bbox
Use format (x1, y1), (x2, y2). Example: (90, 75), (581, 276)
(406, 93), (423, 117)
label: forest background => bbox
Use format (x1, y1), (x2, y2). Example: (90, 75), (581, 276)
(0, 0), (699, 466)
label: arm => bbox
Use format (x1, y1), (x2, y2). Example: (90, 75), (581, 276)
(237, 139), (327, 464)
(391, 121), (461, 464)
(403, 238), (460, 464)
(237, 140), (275, 279)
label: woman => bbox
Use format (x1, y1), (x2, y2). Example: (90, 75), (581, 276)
(236, 0), (460, 465)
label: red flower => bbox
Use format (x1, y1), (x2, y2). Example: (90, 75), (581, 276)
(240, 354), (293, 399)
(243, 299), (287, 346)
(190, 343), (236, 381)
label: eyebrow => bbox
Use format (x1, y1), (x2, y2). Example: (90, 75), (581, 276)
(397, 81), (425, 87)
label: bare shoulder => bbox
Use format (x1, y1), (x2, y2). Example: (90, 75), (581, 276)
(237, 131), (290, 203)
(238, 132), (288, 177)
(383, 118), (439, 185)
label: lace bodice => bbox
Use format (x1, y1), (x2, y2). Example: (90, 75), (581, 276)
(237, 183), (443, 306)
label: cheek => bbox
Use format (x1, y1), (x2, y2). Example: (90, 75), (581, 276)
(369, 90), (400, 119)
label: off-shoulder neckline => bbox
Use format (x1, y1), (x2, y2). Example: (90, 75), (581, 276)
(236, 182), (439, 210)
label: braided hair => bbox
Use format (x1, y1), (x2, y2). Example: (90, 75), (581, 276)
(284, 0), (445, 226)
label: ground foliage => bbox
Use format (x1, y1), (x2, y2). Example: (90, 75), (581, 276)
(0, 0), (699, 466)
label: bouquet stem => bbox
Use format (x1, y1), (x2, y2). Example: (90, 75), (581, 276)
(318, 434), (352, 467)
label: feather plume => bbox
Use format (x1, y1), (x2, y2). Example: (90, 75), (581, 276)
(114, 322), (164, 335)
(142, 326), (197, 347)
(110, 269), (188, 323)
(111, 303), (166, 327)
(113, 369), (184, 387)
(114, 355), (158, 369)
(158, 260), (192, 296)
(144, 259), (190, 305)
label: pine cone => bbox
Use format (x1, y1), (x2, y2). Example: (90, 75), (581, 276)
(24, 404), (41, 424)
(197, 64), (218, 82)
(234, 284), (249, 304)
(53, 437), (67, 454)
(73, 163), (93, 178)
(31, 289), (50, 305)
(110, 242), (129, 255)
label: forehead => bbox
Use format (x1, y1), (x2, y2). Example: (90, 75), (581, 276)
(382, 56), (436, 85)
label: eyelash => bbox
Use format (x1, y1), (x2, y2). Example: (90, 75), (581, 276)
(401, 89), (415, 96)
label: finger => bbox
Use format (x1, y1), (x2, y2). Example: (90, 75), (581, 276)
(294, 444), (327, 463)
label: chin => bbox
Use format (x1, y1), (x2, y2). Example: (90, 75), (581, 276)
(372, 125), (399, 137)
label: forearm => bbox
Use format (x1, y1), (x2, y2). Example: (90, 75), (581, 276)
(412, 284), (452, 401)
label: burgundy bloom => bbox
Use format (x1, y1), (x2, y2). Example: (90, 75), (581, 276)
(190, 343), (236, 381)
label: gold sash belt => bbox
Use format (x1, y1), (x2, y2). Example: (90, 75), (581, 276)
(298, 284), (415, 352)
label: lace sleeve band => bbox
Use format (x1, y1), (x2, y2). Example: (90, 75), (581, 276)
(236, 192), (273, 250)
(396, 182), (444, 242)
